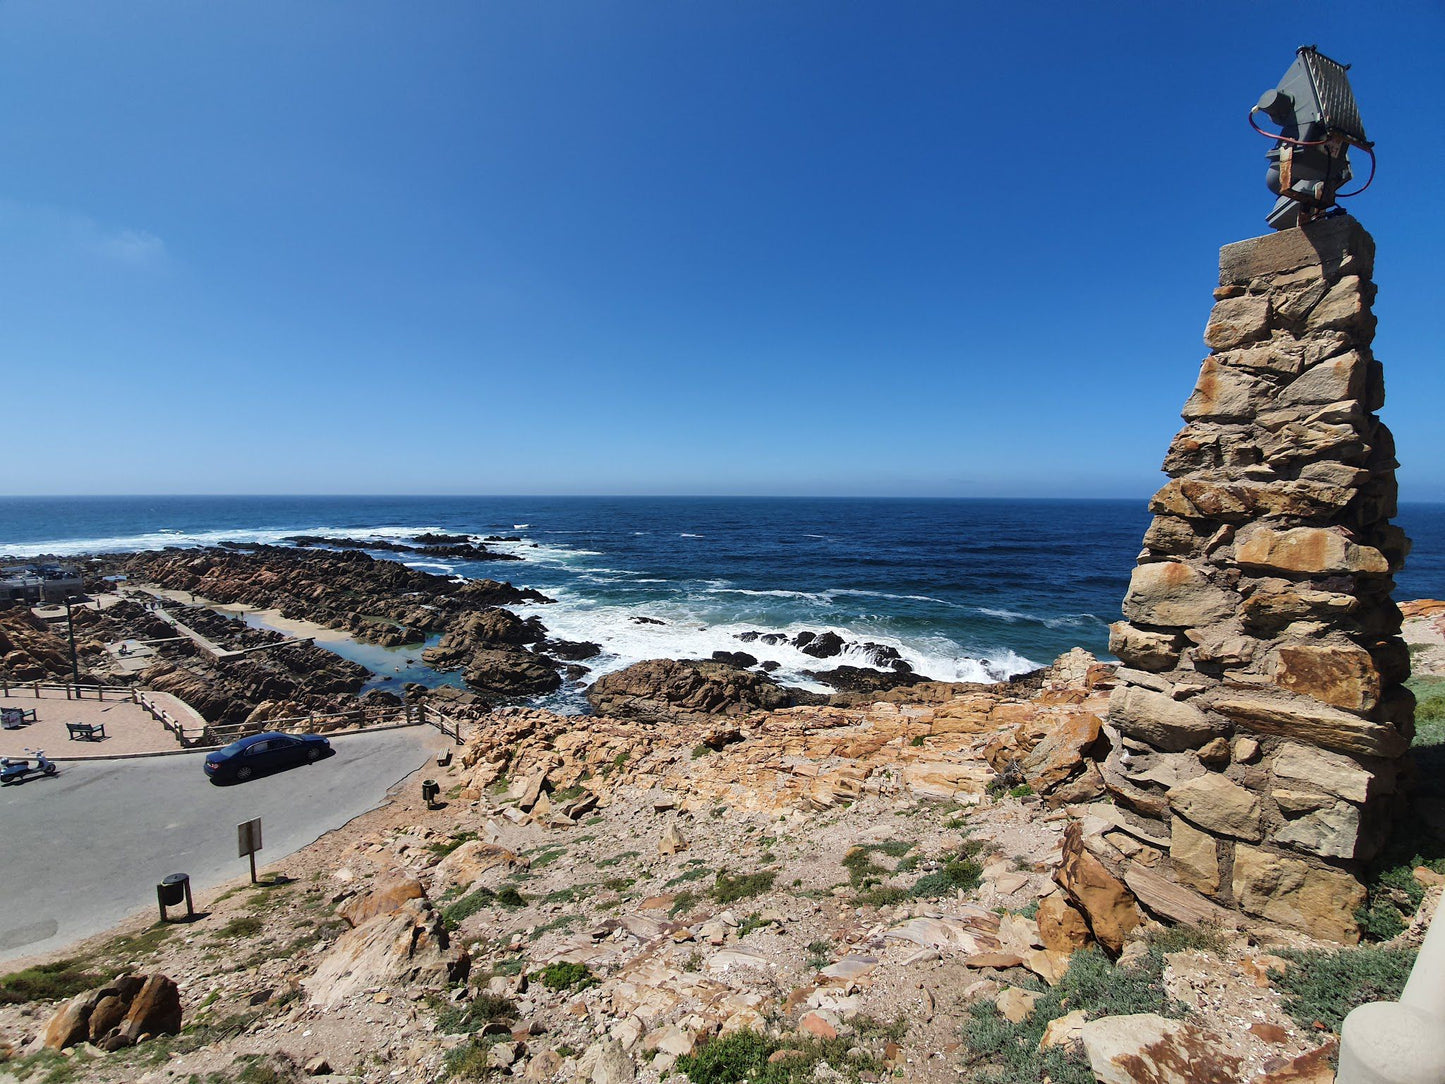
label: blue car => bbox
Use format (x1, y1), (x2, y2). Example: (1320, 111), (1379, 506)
(204, 731), (332, 783)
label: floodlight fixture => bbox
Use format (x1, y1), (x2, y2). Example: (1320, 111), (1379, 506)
(1250, 45), (1376, 231)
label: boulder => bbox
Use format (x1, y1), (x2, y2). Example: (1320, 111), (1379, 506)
(1019, 712), (1102, 792)
(1168, 817), (1219, 895)
(1230, 844), (1365, 942)
(433, 841), (518, 889)
(1272, 801), (1364, 860)
(711, 650), (758, 668)
(797, 631), (846, 658)
(1182, 357), (1273, 421)
(586, 659), (793, 722)
(116, 974), (181, 1043)
(1166, 774), (1262, 842)
(995, 987), (1040, 1024)
(1121, 562), (1236, 629)
(1271, 643), (1381, 712)
(1270, 742), (1389, 803)
(1234, 525), (1389, 575)
(39, 974), (175, 1052)
(809, 666), (926, 693)
(303, 899), (452, 1010)
(1211, 694), (1408, 758)
(1056, 822), (1142, 954)
(462, 648), (562, 697)
(40, 991), (98, 1050)
(659, 823), (687, 856)
(1204, 294), (1271, 350)
(1081, 1013), (1243, 1084)
(1110, 686), (1218, 753)
(338, 870), (427, 927)
(1035, 894), (1091, 954)
(1108, 622), (1182, 671)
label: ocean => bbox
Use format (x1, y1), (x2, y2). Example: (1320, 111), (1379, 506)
(4, 496), (1443, 710)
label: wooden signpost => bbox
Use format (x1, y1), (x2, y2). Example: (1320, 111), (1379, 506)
(237, 817), (263, 883)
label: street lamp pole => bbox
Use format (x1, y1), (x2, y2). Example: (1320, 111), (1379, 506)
(63, 595), (80, 684)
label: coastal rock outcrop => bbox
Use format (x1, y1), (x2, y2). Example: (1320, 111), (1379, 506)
(462, 648), (563, 698)
(124, 547), (551, 647)
(586, 659), (798, 722)
(422, 608), (546, 668)
(1091, 217), (1410, 943)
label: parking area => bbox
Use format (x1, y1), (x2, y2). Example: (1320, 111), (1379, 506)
(0, 727), (439, 963)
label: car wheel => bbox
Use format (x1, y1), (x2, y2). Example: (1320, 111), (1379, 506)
(237, 765), (253, 781)
(306, 747), (321, 762)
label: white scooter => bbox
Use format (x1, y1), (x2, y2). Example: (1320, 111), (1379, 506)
(0, 748), (58, 785)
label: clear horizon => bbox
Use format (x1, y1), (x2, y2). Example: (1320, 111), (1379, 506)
(4, 3), (1442, 500)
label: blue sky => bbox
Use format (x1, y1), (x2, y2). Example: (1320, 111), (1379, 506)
(3, 2), (1441, 498)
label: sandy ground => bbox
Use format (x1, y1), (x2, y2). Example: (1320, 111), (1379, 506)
(1404, 610), (1445, 678)
(134, 587), (353, 644)
(0, 689), (196, 759)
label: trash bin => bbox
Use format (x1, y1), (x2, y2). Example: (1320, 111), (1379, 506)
(158, 873), (189, 907)
(157, 872), (194, 921)
(422, 779), (439, 806)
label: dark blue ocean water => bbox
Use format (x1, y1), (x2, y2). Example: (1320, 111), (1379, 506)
(3, 497), (1442, 695)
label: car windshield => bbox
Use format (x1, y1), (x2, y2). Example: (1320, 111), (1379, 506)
(218, 738), (258, 756)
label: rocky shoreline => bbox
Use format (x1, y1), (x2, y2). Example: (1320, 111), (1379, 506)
(1, 542), (990, 729)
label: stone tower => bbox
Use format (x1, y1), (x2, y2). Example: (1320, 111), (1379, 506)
(1101, 216), (1411, 942)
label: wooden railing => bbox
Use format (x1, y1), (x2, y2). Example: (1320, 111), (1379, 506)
(0, 680), (140, 702)
(195, 699), (464, 748)
(1, 678), (465, 748)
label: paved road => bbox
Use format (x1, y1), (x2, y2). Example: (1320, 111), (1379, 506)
(0, 728), (441, 964)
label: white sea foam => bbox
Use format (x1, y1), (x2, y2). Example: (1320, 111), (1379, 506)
(518, 591), (1038, 693)
(0, 522), (451, 559)
(708, 587), (834, 604)
(979, 607), (1028, 622)
(831, 588), (958, 606)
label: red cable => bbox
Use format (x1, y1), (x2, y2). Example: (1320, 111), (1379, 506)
(1336, 146), (1377, 198)
(1247, 107), (1330, 147)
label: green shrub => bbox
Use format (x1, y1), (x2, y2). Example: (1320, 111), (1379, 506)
(1271, 946), (1417, 1033)
(665, 866), (712, 888)
(960, 946), (1180, 1083)
(0, 959), (112, 1005)
(428, 831), (478, 858)
(855, 885), (910, 908)
(495, 885), (525, 908)
(1147, 924), (1228, 957)
(841, 847), (887, 887)
(713, 870), (775, 904)
(669, 890), (699, 917)
(911, 854), (982, 899)
(1354, 899), (1408, 941)
(219, 915), (264, 938)
(675, 1028), (881, 1084)
(435, 991), (517, 1034)
(441, 886), (496, 927)
(532, 962), (598, 991)
(442, 1037), (496, 1079)
(804, 940), (833, 970)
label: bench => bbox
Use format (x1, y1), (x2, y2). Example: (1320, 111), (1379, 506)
(1, 708), (37, 729)
(66, 722), (107, 742)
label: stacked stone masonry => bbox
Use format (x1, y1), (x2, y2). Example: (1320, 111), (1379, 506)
(1092, 216), (1412, 944)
